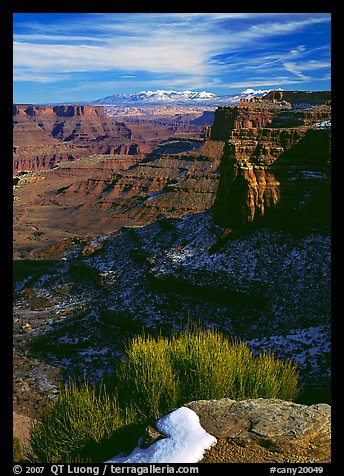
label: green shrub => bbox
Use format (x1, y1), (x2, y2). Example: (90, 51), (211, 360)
(28, 325), (300, 462)
(115, 333), (179, 419)
(26, 380), (136, 463)
(115, 326), (300, 418)
(13, 437), (26, 462)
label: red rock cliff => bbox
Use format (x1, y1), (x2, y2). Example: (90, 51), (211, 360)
(52, 105), (105, 117)
(210, 105), (276, 140)
(209, 102), (331, 140)
(13, 104), (138, 174)
(262, 90), (331, 106)
(212, 127), (330, 231)
(13, 104), (105, 118)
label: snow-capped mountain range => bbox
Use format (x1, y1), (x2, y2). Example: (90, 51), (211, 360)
(93, 88), (281, 105)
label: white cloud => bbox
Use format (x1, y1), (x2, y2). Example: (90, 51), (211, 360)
(13, 66), (71, 83)
(284, 60), (331, 72)
(290, 45), (306, 55)
(13, 37), (210, 76)
(13, 33), (106, 43)
(238, 16), (330, 40)
(13, 12), (331, 95)
(228, 75), (330, 89)
(283, 60), (331, 80)
(14, 14), (330, 73)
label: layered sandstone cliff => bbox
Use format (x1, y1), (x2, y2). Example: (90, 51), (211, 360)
(13, 140), (223, 259)
(262, 90), (331, 106)
(209, 105), (277, 140)
(13, 104), (105, 118)
(209, 101), (331, 140)
(13, 105), (139, 174)
(210, 101), (331, 231)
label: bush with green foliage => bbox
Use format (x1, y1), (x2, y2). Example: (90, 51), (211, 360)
(28, 325), (300, 462)
(115, 326), (300, 418)
(26, 380), (137, 463)
(13, 437), (26, 462)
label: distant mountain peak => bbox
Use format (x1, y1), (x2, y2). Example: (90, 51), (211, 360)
(93, 90), (218, 104)
(93, 88), (280, 105)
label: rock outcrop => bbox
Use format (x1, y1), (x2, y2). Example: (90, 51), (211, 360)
(185, 398), (331, 463)
(13, 140), (223, 259)
(262, 90), (331, 107)
(209, 101), (331, 141)
(210, 105), (278, 140)
(13, 103), (213, 174)
(13, 105), (139, 174)
(212, 127), (330, 231)
(185, 398), (331, 441)
(270, 105), (331, 128)
(13, 104), (105, 118)
(209, 96), (331, 231)
(120, 398), (331, 463)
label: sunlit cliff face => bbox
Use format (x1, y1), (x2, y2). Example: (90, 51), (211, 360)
(211, 103), (330, 232)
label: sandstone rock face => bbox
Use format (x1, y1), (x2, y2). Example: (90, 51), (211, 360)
(13, 104), (105, 118)
(13, 140), (222, 259)
(52, 105), (104, 117)
(13, 105), (137, 174)
(210, 105), (277, 140)
(209, 101), (331, 140)
(127, 399), (330, 463)
(13, 104), (214, 174)
(270, 105), (331, 128)
(262, 90), (331, 106)
(185, 398), (331, 462)
(212, 125), (330, 231)
(185, 398), (331, 441)
(212, 128), (302, 227)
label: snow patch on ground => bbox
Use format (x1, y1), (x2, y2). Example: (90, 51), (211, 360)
(106, 407), (216, 463)
(14, 211), (331, 391)
(247, 325), (331, 381)
(313, 120), (331, 129)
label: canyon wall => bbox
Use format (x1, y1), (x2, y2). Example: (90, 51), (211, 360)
(13, 104), (105, 118)
(13, 93), (331, 258)
(209, 102), (331, 141)
(262, 90), (331, 106)
(13, 105), (139, 174)
(13, 139), (224, 259)
(209, 105), (277, 140)
(210, 101), (331, 231)
(13, 104), (215, 175)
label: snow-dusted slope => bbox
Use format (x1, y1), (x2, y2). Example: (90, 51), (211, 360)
(13, 210), (331, 392)
(93, 88), (276, 105)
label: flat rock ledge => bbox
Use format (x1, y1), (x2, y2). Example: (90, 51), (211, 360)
(184, 398), (331, 463)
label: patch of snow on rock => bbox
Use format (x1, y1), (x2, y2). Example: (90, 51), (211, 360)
(105, 407), (217, 463)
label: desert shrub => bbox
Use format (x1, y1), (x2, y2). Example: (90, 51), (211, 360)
(115, 326), (300, 419)
(13, 437), (26, 462)
(26, 379), (136, 463)
(115, 333), (179, 419)
(168, 327), (238, 402)
(28, 325), (300, 462)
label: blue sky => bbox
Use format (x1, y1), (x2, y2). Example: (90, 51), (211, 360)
(13, 12), (331, 104)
